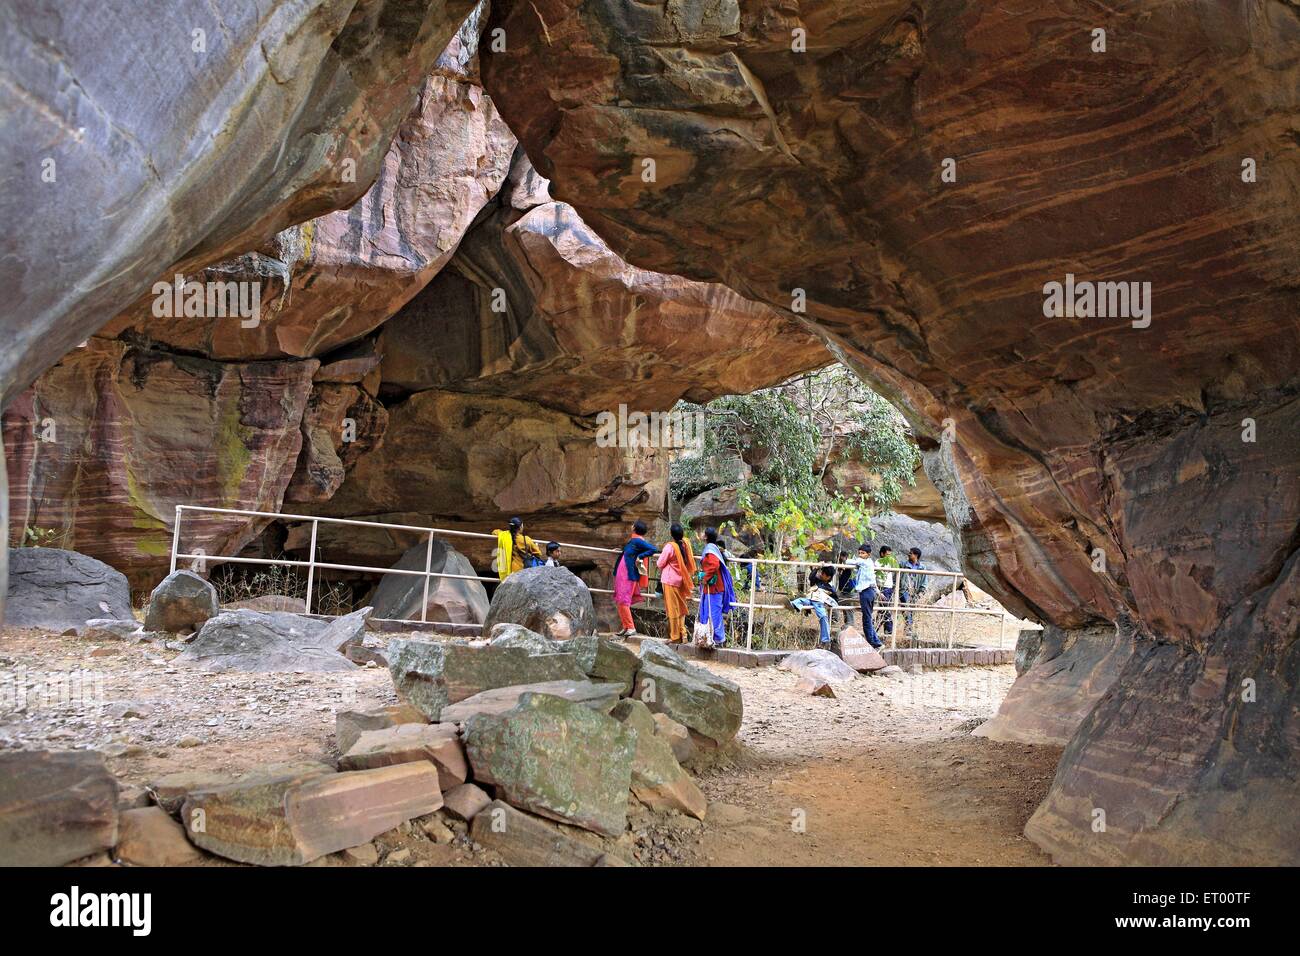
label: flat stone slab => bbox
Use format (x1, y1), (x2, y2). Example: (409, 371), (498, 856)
(335, 704), (429, 753)
(115, 806), (207, 866)
(438, 679), (624, 723)
(470, 800), (616, 867)
(175, 607), (370, 672)
(442, 783), (492, 822)
(0, 750), (119, 866)
(633, 643), (743, 747)
(339, 723), (468, 791)
(612, 699), (706, 819)
(148, 761), (333, 816)
(182, 762), (442, 866)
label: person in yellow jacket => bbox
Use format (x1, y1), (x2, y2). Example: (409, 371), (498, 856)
(493, 516), (544, 580)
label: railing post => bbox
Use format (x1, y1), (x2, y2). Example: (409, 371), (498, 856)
(745, 559), (757, 651)
(304, 519), (318, 615)
(421, 531), (434, 624)
(170, 506), (182, 574)
(947, 574), (958, 649)
(890, 567), (900, 650)
(999, 612), (1006, 649)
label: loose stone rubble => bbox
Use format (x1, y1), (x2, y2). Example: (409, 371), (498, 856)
(1, 623), (729, 867)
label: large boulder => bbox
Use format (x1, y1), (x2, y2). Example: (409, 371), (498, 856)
(481, 566), (596, 640)
(175, 607), (370, 672)
(463, 693), (635, 837)
(866, 514), (960, 577)
(114, 806), (207, 867)
(780, 649), (861, 684)
(370, 538), (488, 626)
(143, 569), (219, 633)
(0, 750), (119, 866)
(386, 637), (585, 721)
(611, 699), (707, 819)
(3, 547), (133, 629)
(2, 343), (317, 590)
(632, 643), (743, 747)
(181, 762), (442, 866)
(831, 627), (887, 672)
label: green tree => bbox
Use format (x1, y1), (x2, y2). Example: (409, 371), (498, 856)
(669, 365), (918, 560)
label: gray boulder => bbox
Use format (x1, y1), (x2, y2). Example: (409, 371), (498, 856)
(779, 649), (860, 684)
(144, 569), (219, 633)
(175, 607), (371, 672)
(482, 566), (595, 640)
(633, 643), (743, 747)
(866, 513), (960, 577)
(463, 693), (635, 837)
(371, 538), (488, 625)
(3, 547), (134, 630)
(387, 637), (586, 721)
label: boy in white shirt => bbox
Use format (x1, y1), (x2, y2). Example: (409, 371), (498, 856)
(845, 543), (883, 648)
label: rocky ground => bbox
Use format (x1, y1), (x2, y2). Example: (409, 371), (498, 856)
(0, 624), (1058, 866)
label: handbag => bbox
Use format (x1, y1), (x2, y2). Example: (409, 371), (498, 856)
(693, 616), (714, 648)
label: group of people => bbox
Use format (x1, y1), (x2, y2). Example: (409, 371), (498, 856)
(491, 516), (563, 579)
(792, 544), (927, 648)
(613, 521), (734, 646)
(493, 516), (928, 652)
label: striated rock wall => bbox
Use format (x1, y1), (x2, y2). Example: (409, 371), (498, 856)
(479, 0), (1300, 862)
(2, 340), (316, 590)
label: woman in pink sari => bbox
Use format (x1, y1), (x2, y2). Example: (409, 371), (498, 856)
(613, 520), (658, 637)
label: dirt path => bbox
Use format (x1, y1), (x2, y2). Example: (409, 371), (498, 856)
(671, 661), (1061, 866)
(1, 626), (1060, 866)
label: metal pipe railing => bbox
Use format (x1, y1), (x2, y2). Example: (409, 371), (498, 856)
(169, 505), (1013, 647)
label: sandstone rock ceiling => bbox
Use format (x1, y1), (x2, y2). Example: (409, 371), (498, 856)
(478, 0), (1300, 863)
(0, 0), (1297, 866)
(2, 1), (828, 586)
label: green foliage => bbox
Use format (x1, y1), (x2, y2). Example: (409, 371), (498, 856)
(669, 364), (919, 559)
(19, 526), (69, 549)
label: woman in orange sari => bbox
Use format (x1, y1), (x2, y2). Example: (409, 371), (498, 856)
(656, 523), (696, 644)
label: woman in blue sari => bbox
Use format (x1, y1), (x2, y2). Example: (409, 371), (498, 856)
(698, 526), (736, 647)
